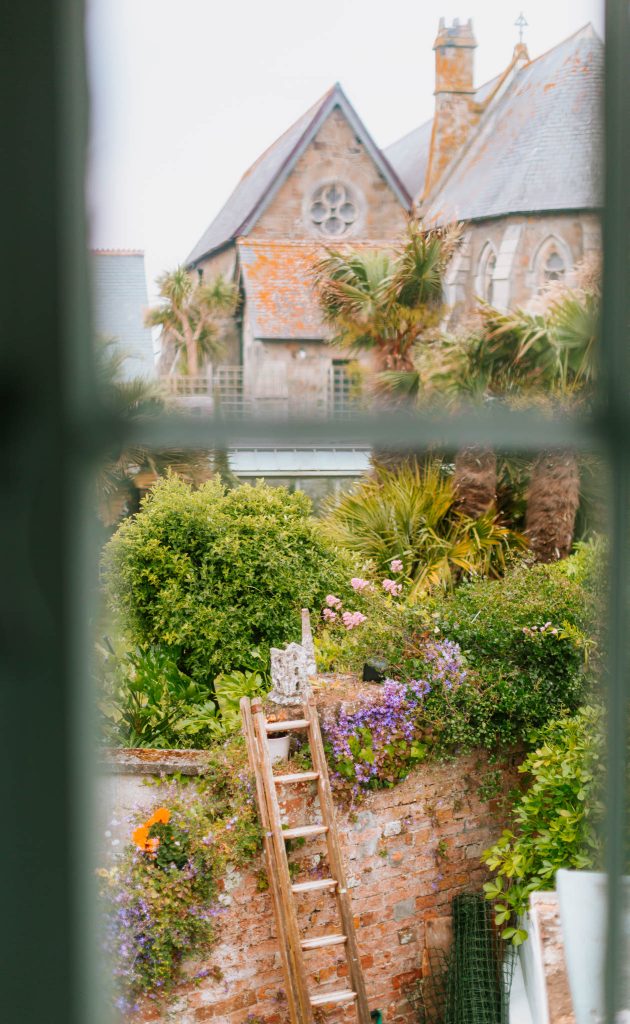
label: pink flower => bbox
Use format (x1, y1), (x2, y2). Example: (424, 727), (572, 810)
(382, 578), (402, 597)
(322, 608), (337, 622)
(342, 611), (367, 630)
(350, 577), (371, 591)
(325, 594), (342, 608)
(390, 559), (403, 573)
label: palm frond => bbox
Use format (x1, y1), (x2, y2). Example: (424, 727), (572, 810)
(322, 461), (521, 595)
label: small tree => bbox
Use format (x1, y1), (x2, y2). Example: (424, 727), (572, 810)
(145, 267), (238, 377)
(313, 221), (460, 381)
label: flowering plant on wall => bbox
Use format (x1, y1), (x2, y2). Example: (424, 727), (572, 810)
(322, 638), (469, 794)
(97, 738), (261, 1013)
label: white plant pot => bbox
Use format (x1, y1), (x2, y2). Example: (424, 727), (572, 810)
(268, 733), (290, 764)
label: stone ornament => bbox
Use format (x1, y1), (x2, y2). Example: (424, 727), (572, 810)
(268, 642), (311, 705)
(268, 608), (317, 705)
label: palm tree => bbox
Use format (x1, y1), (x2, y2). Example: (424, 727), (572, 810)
(145, 267), (238, 377)
(380, 331), (498, 516)
(477, 291), (598, 560)
(380, 286), (599, 559)
(322, 460), (520, 596)
(313, 221), (461, 381)
(313, 220), (460, 469)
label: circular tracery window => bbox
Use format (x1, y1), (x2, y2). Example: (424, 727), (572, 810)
(310, 182), (357, 236)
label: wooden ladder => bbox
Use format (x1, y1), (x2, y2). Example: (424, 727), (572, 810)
(241, 692), (372, 1024)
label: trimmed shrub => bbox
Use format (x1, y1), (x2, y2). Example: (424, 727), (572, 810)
(103, 475), (353, 687)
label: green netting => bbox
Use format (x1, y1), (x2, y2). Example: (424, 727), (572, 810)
(412, 893), (516, 1024)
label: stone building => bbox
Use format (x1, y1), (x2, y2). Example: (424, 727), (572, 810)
(183, 19), (602, 416)
(174, 16), (603, 506)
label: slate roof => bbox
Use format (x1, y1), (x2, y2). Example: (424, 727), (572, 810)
(421, 24), (603, 224)
(383, 118), (433, 201)
(91, 251), (155, 379)
(237, 239), (394, 340)
(186, 84), (411, 266)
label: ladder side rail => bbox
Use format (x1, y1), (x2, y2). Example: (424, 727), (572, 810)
(240, 698), (301, 1023)
(304, 694), (373, 1024)
(251, 698), (315, 1024)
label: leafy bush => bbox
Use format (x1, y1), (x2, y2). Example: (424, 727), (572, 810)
(103, 475), (353, 687)
(98, 641), (268, 748)
(321, 461), (522, 595)
(98, 737), (261, 1011)
(317, 547), (598, 760)
(482, 707), (603, 942)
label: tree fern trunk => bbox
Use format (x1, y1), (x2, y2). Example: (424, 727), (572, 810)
(453, 446), (497, 518)
(525, 450), (580, 562)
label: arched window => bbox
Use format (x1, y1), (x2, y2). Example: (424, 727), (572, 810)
(476, 243), (497, 304)
(532, 236), (571, 292)
(543, 248), (566, 284)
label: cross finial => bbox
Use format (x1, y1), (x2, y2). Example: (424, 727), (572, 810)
(514, 11), (528, 45)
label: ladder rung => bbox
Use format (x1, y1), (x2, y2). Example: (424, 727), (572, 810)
(310, 989), (357, 1007)
(291, 878), (338, 894)
(274, 771), (319, 784)
(301, 933), (346, 951)
(282, 824), (328, 840)
(266, 719), (309, 733)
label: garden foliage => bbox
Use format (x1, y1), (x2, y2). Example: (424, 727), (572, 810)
(321, 461), (522, 595)
(103, 475), (353, 688)
(98, 738), (261, 1011)
(482, 706), (603, 942)
(318, 544), (600, 784)
(98, 640), (267, 748)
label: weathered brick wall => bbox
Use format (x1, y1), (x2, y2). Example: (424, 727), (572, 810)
(132, 749), (521, 1024)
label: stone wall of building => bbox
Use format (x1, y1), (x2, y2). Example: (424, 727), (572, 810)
(446, 212), (601, 321)
(117, 746), (522, 1024)
(251, 108), (407, 243)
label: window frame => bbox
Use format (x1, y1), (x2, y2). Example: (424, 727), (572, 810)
(3, 2), (628, 1022)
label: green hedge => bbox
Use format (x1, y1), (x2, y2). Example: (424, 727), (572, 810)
(103, 475), (353, 687)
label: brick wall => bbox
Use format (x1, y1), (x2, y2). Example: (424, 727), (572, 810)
(131, 749), (521, 1024)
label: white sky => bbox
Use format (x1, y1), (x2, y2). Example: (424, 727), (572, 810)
(86, 0), (604, 299)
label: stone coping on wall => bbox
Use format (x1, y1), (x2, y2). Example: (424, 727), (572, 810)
(99, 747), (212, 776)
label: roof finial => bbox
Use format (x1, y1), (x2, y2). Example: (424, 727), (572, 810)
(514, 11), (528, 45)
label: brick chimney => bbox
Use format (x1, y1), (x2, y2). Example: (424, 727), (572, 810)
(423, 18), (478, 196)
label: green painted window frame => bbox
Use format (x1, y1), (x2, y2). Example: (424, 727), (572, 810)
(2, 1), (628, 1021)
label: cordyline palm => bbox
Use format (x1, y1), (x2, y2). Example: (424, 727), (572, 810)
(384, 289), (599, 560)
(476, 291), (598, 561)
(313, 221), (461, 380)
(145, 267), (238, 377)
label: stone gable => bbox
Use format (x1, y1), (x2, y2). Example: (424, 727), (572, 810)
(251, 106), (407, 241)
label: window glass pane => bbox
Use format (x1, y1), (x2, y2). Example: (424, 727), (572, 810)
(83, 2), (618, 1022)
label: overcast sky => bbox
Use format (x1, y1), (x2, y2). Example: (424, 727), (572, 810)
(87, 0), (604, 298)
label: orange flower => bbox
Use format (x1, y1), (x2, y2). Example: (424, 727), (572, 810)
(145, 807), (171, 828)
(132, 825), (149, 850)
